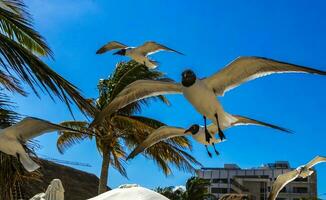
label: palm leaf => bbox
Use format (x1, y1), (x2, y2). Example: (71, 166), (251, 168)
(0, 91), (20, 128)
(96, 61), (170, 115)
(109, 140), (127, 178)
(0, 70), (26, 95)
(0, 0), (52, 56)
(57, 121), (92, 154)
(0, 33), (97, 117)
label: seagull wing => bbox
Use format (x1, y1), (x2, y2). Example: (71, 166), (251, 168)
(269, 170), (299, 200)
(96, 41), (128, 54)
(127, 126), (187, 160)
(203, 56), (326, 96)
(305, 156), (326, 169)
(91, 79), (182, 127)
(136, 41), (184, 56)
(230, 115), (292, 133)
(2, 117), (80, 141)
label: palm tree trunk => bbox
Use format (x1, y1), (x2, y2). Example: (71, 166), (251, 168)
(98, 146), (110, 194)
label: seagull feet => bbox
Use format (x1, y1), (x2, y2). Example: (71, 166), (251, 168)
(205, 128), (213, 143)
(212, 143), (220, 156)
(214, 113), (226, 141)
(218, 129), (226, 141)
(205, 145), (212, 158)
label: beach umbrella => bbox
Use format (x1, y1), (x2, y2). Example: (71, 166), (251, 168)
(88, 184), (169, 200)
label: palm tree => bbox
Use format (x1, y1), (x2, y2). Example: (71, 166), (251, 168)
(0, 0), (95, 116)
(182, 177), (216, 200)
(57, 61), (201, 194)
(156, 176), (216, 200)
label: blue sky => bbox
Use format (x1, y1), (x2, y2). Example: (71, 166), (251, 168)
(18, 0), (326, 194)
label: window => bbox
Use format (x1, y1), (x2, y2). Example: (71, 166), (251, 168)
(293, 187), (308, 193)
(211, 188), (228, 194)
(212, 179), (228, 184)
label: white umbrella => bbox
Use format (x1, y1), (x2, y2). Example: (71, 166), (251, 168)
(88, 184), (169, 200)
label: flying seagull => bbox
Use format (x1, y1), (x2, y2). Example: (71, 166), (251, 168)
(96, 41), (184, 69)
(127, 115), (289, 159)
(0, 117), (84, 172)
(90, 56), (326, 142)
(269, 156), (326, 200)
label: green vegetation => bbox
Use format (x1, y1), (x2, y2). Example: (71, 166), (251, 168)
(156, 176), (216, 200)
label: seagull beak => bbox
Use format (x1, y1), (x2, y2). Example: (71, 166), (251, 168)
(184, 128), (192, 134)
(113, 51), (121, 55)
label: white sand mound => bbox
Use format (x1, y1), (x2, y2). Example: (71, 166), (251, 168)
(88, 184), (169, 200)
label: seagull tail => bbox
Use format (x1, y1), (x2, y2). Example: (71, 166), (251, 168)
(19, 153), (40, 172)
(232, 115), (292, 133)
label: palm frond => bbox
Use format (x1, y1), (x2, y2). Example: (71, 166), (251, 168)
(96, 61), (170, 115)
(0, 0), (52, 56)
(144, 142), (202, 175)
(186, 177), (216, 200)
(57, 120), (92, 154)
(109, 140), (128, 178)
(111, 115), (160, 137)
(0, 33), (97, 117)
(0, 91), (20, 128)
(0, 70), (26, 95)
(0, 0), (28, 17)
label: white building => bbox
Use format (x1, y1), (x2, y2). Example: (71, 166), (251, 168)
(196, 161), (317, 200)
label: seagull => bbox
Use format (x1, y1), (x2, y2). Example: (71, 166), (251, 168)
(127, 115), (289, 159)
(90, 56), (326, 142)
(269, 156), (326, 200)
(96, 41), (184, 69)
(0, 117), (83, 172)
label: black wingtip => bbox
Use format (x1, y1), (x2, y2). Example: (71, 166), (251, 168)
(126, 154), (134, 161)
(251, 56), (326, 76)
(178, 51), (185, 56)
(96, 49), (104, 54)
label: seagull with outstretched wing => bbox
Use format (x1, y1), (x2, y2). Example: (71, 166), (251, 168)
(96, 41), (183, 69)
(269, 156), (326, 200)
(128, 114), (289, 159)
(91, 56), (325, 142)
(0, 117), (84, 172)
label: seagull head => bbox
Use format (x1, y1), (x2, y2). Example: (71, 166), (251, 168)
(184, 124), (200, 135)
(181, 69), (196, 87)
(113, 49), (126, 56)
